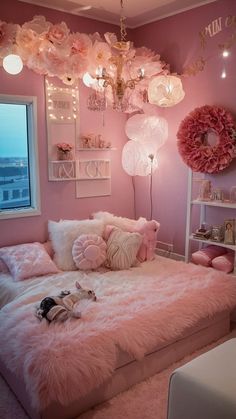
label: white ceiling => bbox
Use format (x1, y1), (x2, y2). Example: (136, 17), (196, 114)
(18, 0), (218, 28)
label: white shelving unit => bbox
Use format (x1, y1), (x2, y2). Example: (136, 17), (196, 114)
(185, 169), (236, 271)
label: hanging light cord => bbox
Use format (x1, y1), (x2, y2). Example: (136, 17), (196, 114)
(120, 0), (127, 42)
(131, 176), (137, 219)
(148, 154), (154, 220)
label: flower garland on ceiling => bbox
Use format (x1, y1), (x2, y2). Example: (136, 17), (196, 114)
(177, 105), (236, 173)
(0, 15), (171, 111)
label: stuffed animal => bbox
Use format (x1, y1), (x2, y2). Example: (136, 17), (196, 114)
(134, 219), (160, 262)
(36, 281), (96, 323)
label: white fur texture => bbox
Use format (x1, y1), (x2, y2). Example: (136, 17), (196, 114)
(93, 211), (146, 231)
(48, 219), (104, 271)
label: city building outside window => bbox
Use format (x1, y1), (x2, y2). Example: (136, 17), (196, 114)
(0, 95), (41, 219)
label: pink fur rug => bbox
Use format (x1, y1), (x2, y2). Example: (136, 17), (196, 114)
(1, 330), (235, 419)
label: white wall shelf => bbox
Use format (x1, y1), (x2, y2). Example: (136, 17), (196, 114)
(77, 148), (116, 151)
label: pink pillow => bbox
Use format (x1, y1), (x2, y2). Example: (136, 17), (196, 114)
(0, 242), (59, 281)
(212, 252), (234, 273)
(72, 234), (107, 270)
(191, 245), (227, 267)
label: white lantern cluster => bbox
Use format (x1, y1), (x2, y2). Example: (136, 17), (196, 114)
(122, 113), (168, 176)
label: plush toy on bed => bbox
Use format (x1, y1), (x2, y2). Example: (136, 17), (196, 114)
(36, 281), (96, 323)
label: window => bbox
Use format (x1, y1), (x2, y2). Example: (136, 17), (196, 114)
(0, 95), (40, 219)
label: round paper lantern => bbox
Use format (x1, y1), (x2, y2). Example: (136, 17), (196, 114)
(148, 75), (185, 107)
(3, 54), (23, 75)
(125, 114), (168, 150)
(122, 140), (158, 176)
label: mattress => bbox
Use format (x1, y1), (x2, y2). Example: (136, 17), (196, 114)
(0, 256), (236, 418)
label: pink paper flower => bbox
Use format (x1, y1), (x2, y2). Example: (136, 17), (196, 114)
(0, 21), (19, 57)
(46, 22), (69, 45)
(22, 15), (51, 35)
(69, 33), (92, 58)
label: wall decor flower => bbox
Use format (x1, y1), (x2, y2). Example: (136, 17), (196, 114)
(177, 105), (236, 173)
(0, 15), (177, 112)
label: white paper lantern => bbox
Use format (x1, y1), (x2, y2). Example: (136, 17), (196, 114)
(125, 114), (168, 150)
(122, 140), (158, 176)
(3, 54), (23, 75)
(148, 75), (185, 107)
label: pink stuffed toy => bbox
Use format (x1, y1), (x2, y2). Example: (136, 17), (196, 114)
(92, 212), (160, 263)
(134, 219), (160, 262)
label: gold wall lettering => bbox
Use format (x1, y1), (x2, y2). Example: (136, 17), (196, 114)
(183, 15), (236, 76)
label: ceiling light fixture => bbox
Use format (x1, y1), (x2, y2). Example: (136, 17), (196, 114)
(86, 0), (145, 112)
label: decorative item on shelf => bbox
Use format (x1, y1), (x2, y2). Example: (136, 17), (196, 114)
(193, 224), (212, 240)
(230, 186), (236, 203)
(80, 134), (111, 149)
(224, 219), (235, 245)
(211, 225), (224, 242)
(56, 143), (73, 161)
(197, 180), (212, 201)
(177, 105), (236, 173)
(211, 188), (224, 202)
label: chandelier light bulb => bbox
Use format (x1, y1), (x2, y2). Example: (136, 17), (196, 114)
(3, 54), (23, 75)
(82, 72), (95, 87)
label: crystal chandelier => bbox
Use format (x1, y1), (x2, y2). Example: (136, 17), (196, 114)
(87, 0), (145, 112)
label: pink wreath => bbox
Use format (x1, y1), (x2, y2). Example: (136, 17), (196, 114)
(177, 105), (236, 173)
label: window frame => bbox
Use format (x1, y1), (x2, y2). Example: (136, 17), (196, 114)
(0, 94), (41, 219)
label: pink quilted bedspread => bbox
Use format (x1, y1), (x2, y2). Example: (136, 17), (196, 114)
(0, 256), (236, 410)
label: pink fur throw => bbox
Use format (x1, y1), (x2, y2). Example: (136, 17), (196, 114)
(93, 211), (160, 262)
(191, 245), (227, 267)
(0, 257), (236, 411)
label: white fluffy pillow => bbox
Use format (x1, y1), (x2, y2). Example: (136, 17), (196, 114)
(48, 219), (104, 271)
(93, 211), (146, 231)
(106, 228), (142, 270)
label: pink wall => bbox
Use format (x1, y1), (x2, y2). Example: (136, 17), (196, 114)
(133, 0), (236, 254)
(1, 0), (236, 256)
(0, 0), (134, 247)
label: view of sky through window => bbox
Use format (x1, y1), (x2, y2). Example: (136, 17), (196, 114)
(0, 103), (28, 158)
(0, 102), (31, 210)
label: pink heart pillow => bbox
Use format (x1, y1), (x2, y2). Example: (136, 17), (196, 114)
(72, 234), (107, 270)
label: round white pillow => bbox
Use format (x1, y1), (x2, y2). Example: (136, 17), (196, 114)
(72, 234), (107, 270)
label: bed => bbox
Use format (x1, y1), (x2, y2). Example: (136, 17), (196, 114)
(0, 253), (236, 419)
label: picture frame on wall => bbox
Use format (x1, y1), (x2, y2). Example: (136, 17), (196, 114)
(224, 219), (235, 245)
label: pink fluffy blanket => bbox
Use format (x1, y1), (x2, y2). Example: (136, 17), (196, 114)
(0, 256), (236, 410)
